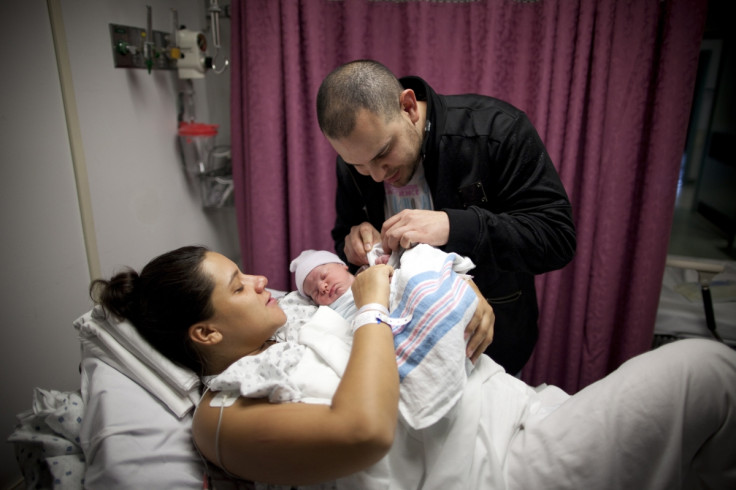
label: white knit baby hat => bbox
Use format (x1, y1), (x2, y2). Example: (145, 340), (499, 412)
(289, 250), (345, 296)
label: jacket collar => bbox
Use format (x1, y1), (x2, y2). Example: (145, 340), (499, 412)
(399, 75), (444, 191)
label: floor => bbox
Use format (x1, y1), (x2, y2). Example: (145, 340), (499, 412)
(667, 180), (735, 261)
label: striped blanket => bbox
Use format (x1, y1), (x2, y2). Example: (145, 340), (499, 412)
(388, 244), (479, 429)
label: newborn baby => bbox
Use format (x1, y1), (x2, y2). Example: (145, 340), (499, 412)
(289, 246), (475, 326)
(291, 250), (354, 305)
(289, 249), (360, 321)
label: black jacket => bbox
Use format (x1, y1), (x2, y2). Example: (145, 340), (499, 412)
(332, 76), (576, 373)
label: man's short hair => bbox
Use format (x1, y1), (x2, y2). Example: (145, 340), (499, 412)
(316, 59), (404, 139)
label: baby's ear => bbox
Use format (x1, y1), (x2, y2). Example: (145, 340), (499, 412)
(189, 323), (222, 346)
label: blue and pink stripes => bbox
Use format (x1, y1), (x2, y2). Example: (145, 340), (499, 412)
(391, 254), (477, 381)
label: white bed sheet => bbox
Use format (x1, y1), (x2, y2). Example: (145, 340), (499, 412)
(73, 298), (287, 489)
(654, 255), (736, 346)
(79, 353), (205, 489)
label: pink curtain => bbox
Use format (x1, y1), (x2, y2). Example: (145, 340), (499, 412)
(231, 0), (707, 393)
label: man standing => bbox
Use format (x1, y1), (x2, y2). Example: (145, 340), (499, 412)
(316, 60), (575, 374)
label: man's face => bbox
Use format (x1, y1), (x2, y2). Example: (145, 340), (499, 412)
(327, 108), (423, 187)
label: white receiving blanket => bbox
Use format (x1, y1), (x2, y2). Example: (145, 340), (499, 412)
(205, 307), (345, 408)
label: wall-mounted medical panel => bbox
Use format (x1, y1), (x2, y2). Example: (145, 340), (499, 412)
(109, 23), (177, 71)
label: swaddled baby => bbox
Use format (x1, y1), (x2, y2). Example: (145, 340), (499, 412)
(289, 246), (403, 322)
(289, 249), (359, 321)
(289, 246), (481, 429)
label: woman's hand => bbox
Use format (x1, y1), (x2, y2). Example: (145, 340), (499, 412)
(351, 264), (394, 309)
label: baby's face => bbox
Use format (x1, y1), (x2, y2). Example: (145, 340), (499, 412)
(303, 262), (355, 306)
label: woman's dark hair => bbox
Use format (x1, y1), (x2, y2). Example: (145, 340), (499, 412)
(89, 245), (214, 374)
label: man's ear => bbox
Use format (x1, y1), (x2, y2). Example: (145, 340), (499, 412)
(189, 322), (222, 346)
(399, 89), (420, 123)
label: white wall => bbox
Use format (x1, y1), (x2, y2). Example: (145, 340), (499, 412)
(0, 1), (234, 486)
(63, 0), (238, 272)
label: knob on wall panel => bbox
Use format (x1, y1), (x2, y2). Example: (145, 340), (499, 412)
(109, 23), (177, 71)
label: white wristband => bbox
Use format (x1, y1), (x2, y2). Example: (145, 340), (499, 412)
(352, 310), (385, 333)
(351, 304), (412, 333)
(356, 303), (389, 316)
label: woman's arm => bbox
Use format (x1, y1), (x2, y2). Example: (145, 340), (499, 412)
(192, 265), (399, 485)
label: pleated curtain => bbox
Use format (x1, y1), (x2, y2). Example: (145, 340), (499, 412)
(230, 0), (707, 393)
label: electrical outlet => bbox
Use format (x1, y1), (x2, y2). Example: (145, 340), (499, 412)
(109, 23), (177, 71)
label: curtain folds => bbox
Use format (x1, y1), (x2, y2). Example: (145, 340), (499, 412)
(230, 0), (707, 393)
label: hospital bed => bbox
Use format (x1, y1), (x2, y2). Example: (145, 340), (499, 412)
(8, 245), (490, 489)
(653, 255), (736, 348)
(8, 300), (277, 490)
(9, 254), (735, 489)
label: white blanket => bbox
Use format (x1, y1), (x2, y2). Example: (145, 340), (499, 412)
(206, 307), (344, 407)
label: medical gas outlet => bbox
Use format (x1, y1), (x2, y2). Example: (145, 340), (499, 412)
(176, 28), (210, 79)
(108, 4), (217, 78)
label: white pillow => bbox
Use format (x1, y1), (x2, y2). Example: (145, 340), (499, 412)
(73, 306), (200, 418)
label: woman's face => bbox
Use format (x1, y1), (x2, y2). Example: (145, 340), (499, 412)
(303, 262), (355, 306)
(202, 252), (286, 354)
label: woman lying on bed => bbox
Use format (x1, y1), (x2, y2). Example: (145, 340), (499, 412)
(90, 245), (736, 490)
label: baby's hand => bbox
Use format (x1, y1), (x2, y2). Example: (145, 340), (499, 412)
(374, 254), (390, 265)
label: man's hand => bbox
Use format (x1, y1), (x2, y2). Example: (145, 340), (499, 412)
(465, 280), (495, 363)
(381, 210), (450, 253)
(344, 222), (381, 266)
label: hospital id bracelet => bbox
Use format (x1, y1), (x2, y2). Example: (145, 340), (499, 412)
(352, 304), (412, 333)
(352, 310), (388, 333)
(353, 308), (386, 334)
(352, 303), (389, 333)
(356, 303), (390, 316)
